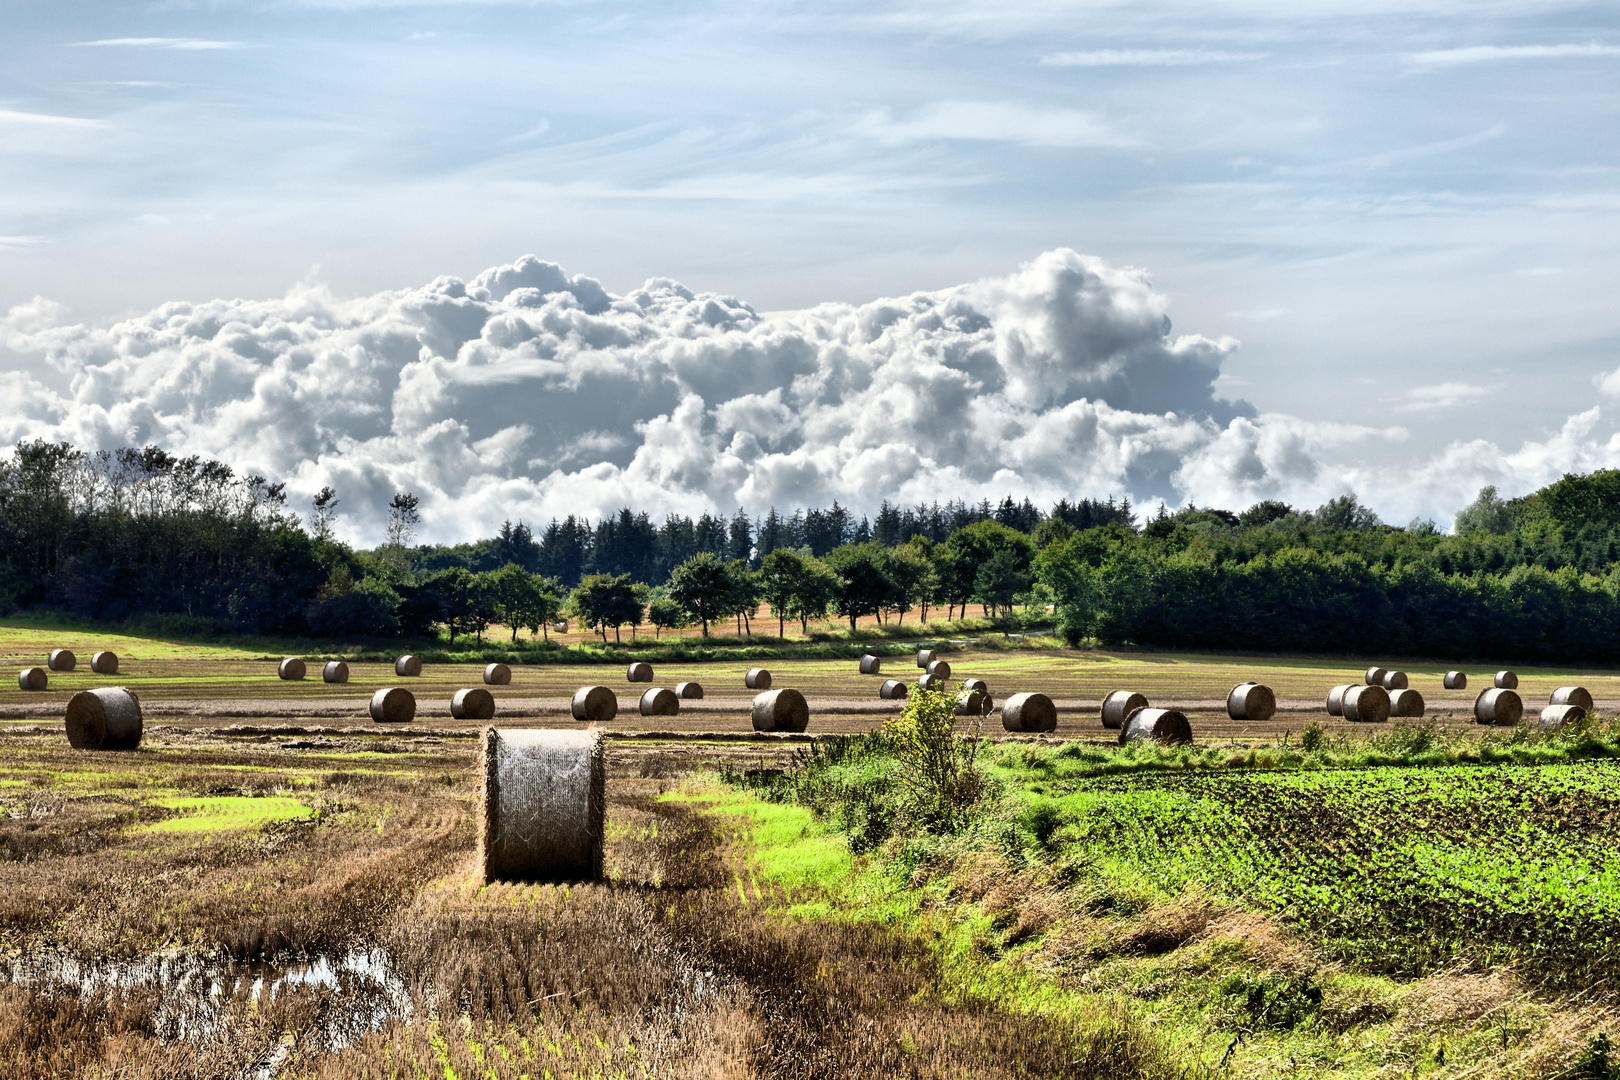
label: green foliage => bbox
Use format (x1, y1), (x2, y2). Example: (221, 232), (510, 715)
(568, 572), (641, 642)
(1455, 484), (1516, 535)
(882, 684), (986, 828)
(665, 552), (735, 637)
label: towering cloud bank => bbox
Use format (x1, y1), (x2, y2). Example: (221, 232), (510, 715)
(2, 249), (1616, 543)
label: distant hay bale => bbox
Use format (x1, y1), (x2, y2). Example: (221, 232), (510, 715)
(478, 728), (605, 883)
(1443, 671), (1468, 690)
(552, 621), (568, 634)
(323, 661), (349, 684)
(48, 649), (76, 673)
(369, 687), (416, 723)
(17, 667), (47, 692)
(64, 687), (143, 750)
(1474, 688), (1523, 726)
(1494, 670), (1518, 690)
(1226, 682), (1276, 722)
(1343, 685), (1390, 723)
(916, 672), (944, 692)
(676, 681), (704, 699)
(483, 663), (512, 686)
(278, 657), (306, 681)
(1326, 685), (1353, 716)
(955, 689), (986, 716)
(1381, 670), (1409, 691)
(451, 687), (495, 721)
(915, 649), (936, 668)
(1389, 688), (1426, 718)
(639, 687), (680, 717)
(859, 655), (882, 675)
(1101, 690), (1148, 730)
(1540, 703), (1585, 732)
(571, 686), (617, 723)
(1364, 667), (1386, 687)
(1119, 708), (1192, 746)
(1002, 691), (1057, 733)
(1550, 686), (1594, 712)
(926, 660), (952, 680)
(962, 678), (989, 694)
(626, 662), (654, 683)
(90, 651), (118, 676)
(745, 668), (772, 690)
(879, 680), (909, 700)
(395, 655), (422, 677)
(752, 688), (809, 733)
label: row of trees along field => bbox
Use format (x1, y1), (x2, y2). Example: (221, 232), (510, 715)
(5, 438), (1620, 659)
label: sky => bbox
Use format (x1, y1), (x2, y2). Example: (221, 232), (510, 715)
(2, 0), (1619, 543)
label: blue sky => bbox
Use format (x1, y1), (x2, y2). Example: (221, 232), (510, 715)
(2, 0), (1618, 536)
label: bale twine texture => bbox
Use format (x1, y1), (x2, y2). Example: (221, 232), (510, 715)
(570, 686), (617, 724)
(90, 651), (118, 676)
(395, 655), (423, 677)
(879, 680), (909, 700)
(1495, 671), (1519, 690)
(1550, 686), (1594, 712)
(64, 687), (143, 750)
(745, 668), (773, 690)
(17, 668), (47, 691)
(1381, 670), (1409, 691)
(1326, 684), (1353, 716)
(451, 687), (495, 721)
(1444, 671), (1468, 690)
(955, 689), (986, 716)
(1364, 666), (1386, 687)
(1344, 685), (1390, 723)
(483, 663), (512, 686)
(1002, 692), (1057, 733)
(626, 662), (654, 683)
(962, 678), (989, 694)
(48, 649), (76, 673)
(752, 688), (809, 733)
(1120, 708), (1192, 746)
(278, 657), (306, 681)
(369, 687), (416, 724)
(915, 649), (936, 668)
(639, 687), (680, 717)
(1540, 704), (1585, 732)
(676, 681), (704, 699)
(1101, 690), (1148, 730)
(479, 728), (605, 884)
(926, 660), (952, 680)
(1226, 682), (1276, 723)
(916, 672), (944, 692)
(1390, 688), (1426, 718)
(859, 655), (882, 675)
(1475, 688), (1523, 726)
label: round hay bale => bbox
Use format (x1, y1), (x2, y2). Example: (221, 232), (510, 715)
(48, 649), (76, 673)
(394, 654), (422, 677)
(1474, 687), (1523, 726)
(1364, 666), (1386, 687)
(955, 689), (986, 716)
(478, 728), (605, 883)
(1381, 670), (1409, 691)
(859, 655), (882, 675)
(1494, 670), (1518, 690)
(278, 657), (306, 681)
(962, 678), (989, 694)
(369, 687), (416, 723)
(1326, 684), (1353, 716)
(1226, 682), (1276, 722)
(926, 660), (952, 680)
(745, 668), (773, 690)
(626, 662), (654, 683)
(1443, 671), (1468, 690)
(571, 686), (617, 723)
(676, 681), (704, 699)
(322, 661), (349, 684)
(1389, 688), (1426, 718)
(1101, 690), (1148, 730)
(17, 667), (47, 691)
(915, 649), (936, 668)
(1119, 707), (1192, 746)
(483, 663), (512, 686)
(90, 651), (119, 676)
(639, 687), (680, 717)
(451, 687), (495, 721)
(1002, 691), (1057, 733)
(916, 672), (944, 692)
(879, 680), (909, 700)
(64, 687), (143, 750)
(1550, 686), (1594, 712)
(752, 688), (809, 733)
(1540, 703), (1585, 732)
(1344, 685), (1390, 723)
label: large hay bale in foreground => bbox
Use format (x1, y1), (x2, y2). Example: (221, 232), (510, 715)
(752, 688), (809, 733)
(322, 661), (349, 684)
(369, 687), (416, 723)
(879, 680), (909, 700)
(1475, 688), (1522, 726)
(64, 688), (143, 750)
(955, 689), (987, 716)
(48, 649), (76, 673)
(479, 728), (605, 883)
(926, 660), (952, 680)
(1389, 688), (1426, 718)
(745, 668), (772, 690)
(1540, 703), (1585, 732)
(859, 655), (882, 675)
(395, 655), (423, 677)
(1364, 666), (1386, 687)
(483, 663), (512, 686)
(1344, 685), (1390, 723)
(1101, 690), (1148, 730)
(278, 657), (306, 681)
(1550, 686), (1594, 712)
(639, 687), (680, 717)
(1002, 692), (1056, 733)
(90, 651), (118, 676)
(1443, 671), (1468, 690)
(915, 649), (936, 668)
(676, 681), (704, 699)
(1381, 670), (1409, 691)
(626, 662), (653, 683)
(17, 667), (47, 691)
(916, 672), (944, 692)
(1326, 685), (1353, 716)
(1226, 682), (1276, 722)
(1494, 670), (1518, 690)
(452, 687), (495, 721)
(571, 686), (617, 723)
(1120, 708), (1192, 746)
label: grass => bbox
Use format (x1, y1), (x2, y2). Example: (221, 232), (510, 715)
(141, 794), (313, 833)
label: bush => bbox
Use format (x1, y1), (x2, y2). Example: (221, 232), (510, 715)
(883, 685), (985, 828)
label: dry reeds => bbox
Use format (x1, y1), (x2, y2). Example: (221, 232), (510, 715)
(752, 688), (809, 733)
(322, 661), (349, 684)
(483, 663), (512, 686)
(370, 687), (416, 723)
(64, 687), (143, 750)
(1120, 708), (1192, 746)
(395, 655), (423, 677)
(626, 662), (653, 683)
(1475, 687), (1522, 725)
(17, 668), (46, 692)
(478, 727), (605, 883)
(1226, 682), (1276, 722)
(452, 687), (496, 721)
(1002, 691), (1056, 733)
(89, 651), (118, 675)
(278, 657), (306, 680)
(1101, 690), (1148, 730)
(571, 686), (617, 723)
(745, 668), (772, 690)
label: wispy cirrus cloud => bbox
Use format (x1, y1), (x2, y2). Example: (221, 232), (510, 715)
(0, 109), (102, 128)
(1408, 42), (1620, 68)
(71, 37), (247, 50)
(1395, 382), (1490, 412)
(1041, 49), (1264, 67)
(852, 101), (1134, 149)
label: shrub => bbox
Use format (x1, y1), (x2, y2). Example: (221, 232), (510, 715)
(883, 684), (985, 828)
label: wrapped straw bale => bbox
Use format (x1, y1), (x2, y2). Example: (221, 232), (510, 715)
(1226, 682), (1276, 722)
(1101, 690), (1148, 730)
(859, 655), (882, 675)
(916, 672), (944, 692)
(1002, 691), (1056, 733)
(323, 661), (349, 684)
(478, 728), (605, 883)
(1494, 671), (1518, 690)
(676, 681), (704, 699)
(1390, 688), (1426, 718)
(640, 687), (680, 717)
(571, 686), (617, 723)
(483, 663), (512, 686)
(17, 668), (47, 691)
(90, 652), (118, 676)
(752, 688), (809, 733)
(1344, 685), (1390, 723)
(626, 662), (654, 683)
(926, 660), (952, 680)
(48, 649), (76, 673)
(955, 689), (986, 716)
(962, 678), (989, 694)
(394, 655), (423, 677)
(1381, 670), (1409, 691)
(1475, 688), (1522, 726)
(451, 687), (495, 721)
(278, 657), (306, 681)
(1326, 685), (1353, 716)
(1550, 686), (1594, 712)
(1540, 703), (1585, 732)
(1443, 671), (1468, 690)
(1119, 708), (1192, 746)
(745, 668), (772, 690)
(1364, 667), (1386, 687)
(916, 649), (936, 668)
(64, 688), (142, 750)
(369, 687), (416, 723)
(879, 680), (908, 700)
